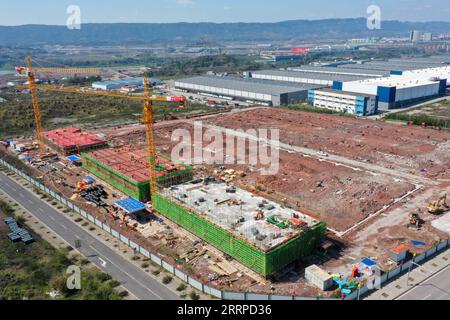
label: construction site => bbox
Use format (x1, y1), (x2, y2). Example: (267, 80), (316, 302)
(81, 145), (193, 202)
(88, 107), (450, 281)
(1, 54), (449, 298)
(156, 179), (325, 276)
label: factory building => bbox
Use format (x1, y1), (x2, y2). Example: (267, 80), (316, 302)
(337, 76), (446, 110)
(307, 88), (378, 116)
(174, 76), (322, 106)
(92, 77), (161, 91)
(337, 60), (446, 75)
(248, 69), (373, 86)
(288, 66), (388, 77)
(155, 178), (326, 277)
(401, 66), (450, 84)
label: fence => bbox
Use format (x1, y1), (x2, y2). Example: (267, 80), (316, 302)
(344, 237), (450, 300)
(1, 158), (449, 301)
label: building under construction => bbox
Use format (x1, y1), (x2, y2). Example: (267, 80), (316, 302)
(81, 145), (193, 202)
(155, 179), (326, 277)
(44, 127), (107, 155)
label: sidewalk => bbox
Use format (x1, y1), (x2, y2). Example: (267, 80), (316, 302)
(366, 249), (450, 300)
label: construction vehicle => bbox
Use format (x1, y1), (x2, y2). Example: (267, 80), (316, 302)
(427, 194), (449, 215)
(408, 211), (422, 229)
(18, 59), (186, 206)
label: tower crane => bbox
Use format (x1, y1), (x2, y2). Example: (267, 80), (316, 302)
(18, 73), (186, 206)
(16, 56), (101, 153)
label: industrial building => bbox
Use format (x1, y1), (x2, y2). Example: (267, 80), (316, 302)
(81, 145), (193, 202)
(44, 128), (107, 156)
(337, 60), (447, 75)
(249, 69), (373, 86)
(92, 77), (161, 91)
(288, 65), (388, 77)
(174, 76), (322, 106)
(154, 178), (326, 277)
(337, 75), (446, 110)
(307, 88), (378, 116)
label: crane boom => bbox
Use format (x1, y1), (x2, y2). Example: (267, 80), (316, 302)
(20, 56), (104, 153)
(33, 68), (101, 74)
(20, 78), (186, 205)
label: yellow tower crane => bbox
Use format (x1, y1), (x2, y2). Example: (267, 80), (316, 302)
(17, 56), (101, 153)
(20, 76), (186, 205)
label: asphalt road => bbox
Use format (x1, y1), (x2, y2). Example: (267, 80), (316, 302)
(0, 170), (179, 300)
(397, 265), (450, 300)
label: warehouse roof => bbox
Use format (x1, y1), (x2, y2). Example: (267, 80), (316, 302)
(337, 60), (443, 72)
(288, 65), (388, 77)
(251, 69), (372, 82)
(389, 56), (450, 64)
(175, 76), (321, 95)
(346, 75), (440, 89)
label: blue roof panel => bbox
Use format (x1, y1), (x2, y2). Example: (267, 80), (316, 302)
(116, 197), (146, 213)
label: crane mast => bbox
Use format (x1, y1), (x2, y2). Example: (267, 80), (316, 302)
(143, 77), (158, 202)
(25, 56), (45, 153)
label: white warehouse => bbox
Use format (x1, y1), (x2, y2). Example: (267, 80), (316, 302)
(307, 88), (378, 116)
(339, 76), (447, 110)
(249, 69), (373, 86)
(174, 76), (322, 106)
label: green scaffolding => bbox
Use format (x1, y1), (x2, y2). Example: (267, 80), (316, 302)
(153, 194), (326, 277)
(81, 153), (193, 202)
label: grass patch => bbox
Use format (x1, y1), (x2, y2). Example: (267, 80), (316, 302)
(176, 283), (187, 292)
(162, 276), (173, 284)
(0, 216), (122, 300)
(189, 291), (200, 300)
(152, 270), (161, 276)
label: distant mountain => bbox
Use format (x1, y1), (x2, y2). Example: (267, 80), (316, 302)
(1, 18), (450, 46)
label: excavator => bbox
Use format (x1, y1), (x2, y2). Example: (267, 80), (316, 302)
(428, 194), (449, 215)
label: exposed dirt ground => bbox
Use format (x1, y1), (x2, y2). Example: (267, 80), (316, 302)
(204, 108), (450, 179)
(6, 107), (449, 296)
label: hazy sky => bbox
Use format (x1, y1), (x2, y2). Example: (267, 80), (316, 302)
(0, 0), (449, 25)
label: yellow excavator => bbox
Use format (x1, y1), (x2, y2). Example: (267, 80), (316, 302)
(427, 194), (449, 215)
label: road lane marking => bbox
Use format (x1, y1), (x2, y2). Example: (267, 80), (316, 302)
(0, 171), (176, 300)
(99, 257), (107, 267)
(89, 246), (164, 300)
